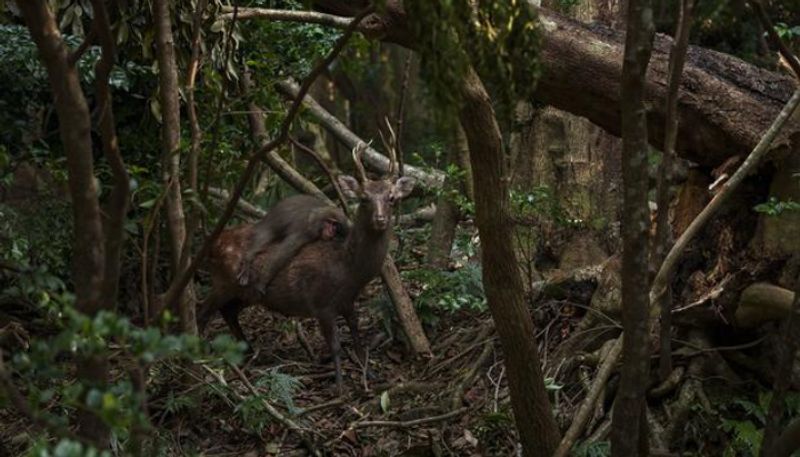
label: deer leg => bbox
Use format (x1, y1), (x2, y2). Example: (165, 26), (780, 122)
(344, 307), (375, 381)
(197, 290), (231, 334)
(318, 315), (343, 394)
(343, 307), (365, 363)
(219, 300), (252, 351)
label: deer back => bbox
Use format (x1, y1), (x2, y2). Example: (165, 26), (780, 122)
(209, 223), (359, 318)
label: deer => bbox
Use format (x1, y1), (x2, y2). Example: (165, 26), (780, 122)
(197, 137), (415, 393)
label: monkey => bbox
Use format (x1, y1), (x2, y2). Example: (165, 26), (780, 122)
(236, 194), (349, 292)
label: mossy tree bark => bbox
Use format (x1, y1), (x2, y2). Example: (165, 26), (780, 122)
(459, 68), (561, 457)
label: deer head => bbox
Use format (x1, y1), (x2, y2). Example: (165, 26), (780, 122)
(337, 123), (415, 231)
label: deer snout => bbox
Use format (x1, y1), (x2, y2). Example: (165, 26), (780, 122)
(374, 215), (388, 229)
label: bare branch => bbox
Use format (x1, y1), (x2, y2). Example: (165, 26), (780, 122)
(652, 0), (695, 382)
(353, 407), (469, 429)
(378, 116), (398, 178)
(289, 136), (350, 213)
(219, 7), (352, 28)
(180, 0), (211, 279)
(555, 338), (623, 457)
(242, 68), (329, 201)
(394, 50), (413, 176)
(206, 186), (264, 220)
(275, 80), (444, 189)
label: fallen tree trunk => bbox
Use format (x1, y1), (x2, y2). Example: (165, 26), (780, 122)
(300, 2), (800, 167)
(534, 9), (798, 167)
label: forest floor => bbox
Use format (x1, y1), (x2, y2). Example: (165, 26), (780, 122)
(187, 285), (531, 457)
(1, 275), (576, 456)
(0, 249), (777, 456)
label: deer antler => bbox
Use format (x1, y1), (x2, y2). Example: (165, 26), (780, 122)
(379, 116), (399, 178)
(351, 141), (369, 183)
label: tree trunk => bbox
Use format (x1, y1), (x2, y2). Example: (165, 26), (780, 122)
(154, 0), (197, 334)
(91, 0), (131, 307)
(17, 0), (110, 446)
(459, 68), (561, 457)
(533, 7), (798, 167)
(611, 0), (655, 455)
(427, 149), (461, 269)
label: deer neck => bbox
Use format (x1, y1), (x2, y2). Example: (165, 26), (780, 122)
(346, 206), (391, 280)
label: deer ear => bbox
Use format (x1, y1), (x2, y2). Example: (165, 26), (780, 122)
(338, 175), (361, 199)
(392, 177), (416, 199)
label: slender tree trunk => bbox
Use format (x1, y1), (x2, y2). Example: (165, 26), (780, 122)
(427, 149), (461, 268)
(181, 0), (209, 275)
(459, 68), (560, 457)
(91, 0), (131, 307)
(611, 0), (655, 455)
(652, 0), (695, 382)
(17, 0), (110, 446)
(154, 0), (196, 334)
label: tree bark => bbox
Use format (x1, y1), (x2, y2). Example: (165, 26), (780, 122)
(17, 0), (110, 446)
(459, 68), (560, 457)
(290, 2), (800, 168)
(91, 0), (131, 308)
(652, 0), (695, 383)
(611, 0), (655, 455)
(427, 149), (461, 269)
(527, 6), (798, 167)
(380, 257), (432, 355)
(154, 0), (196, 334)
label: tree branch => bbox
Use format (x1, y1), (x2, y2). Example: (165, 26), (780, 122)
(90, 0), (131, 308)
(652, 0), (695, 383)
(555, 338), (623, 457)
(275, 79), (444, 189)
(289, 136), (350, 212)
(67, 28), (96, 67)
(353, 407), (468, 429)
(181, 0), (210, 275)
(219, 7), (352, 28)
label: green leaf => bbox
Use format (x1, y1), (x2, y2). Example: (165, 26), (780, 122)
(380, 390), (391, 413)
